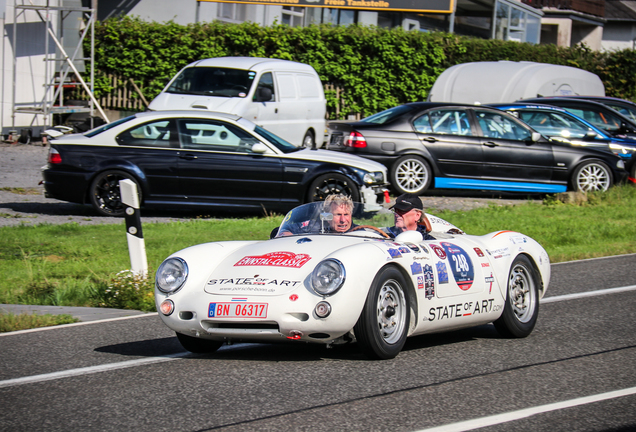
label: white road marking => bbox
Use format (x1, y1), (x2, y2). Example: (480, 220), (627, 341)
(0, 312), (158, 337)
(415, 386), (636, 432)
(542, 285), (636, 303)
(0, 352), (187, 389)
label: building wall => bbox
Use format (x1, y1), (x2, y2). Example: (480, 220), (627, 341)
(602, 22), (636, 51)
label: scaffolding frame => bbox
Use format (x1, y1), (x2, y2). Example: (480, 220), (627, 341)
(11, 0), (108, 133)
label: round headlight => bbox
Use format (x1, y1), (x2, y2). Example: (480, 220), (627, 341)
(311, 259), (345, 296)
(156, 257), (188, 294)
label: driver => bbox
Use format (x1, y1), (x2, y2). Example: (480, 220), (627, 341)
(324, 194), (357, 233)
(383, 193), (435, 240)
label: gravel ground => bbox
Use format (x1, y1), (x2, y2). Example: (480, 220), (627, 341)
(0, 142), (540, 227)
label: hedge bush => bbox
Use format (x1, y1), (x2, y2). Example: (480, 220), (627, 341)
(88, 17), (636, 119)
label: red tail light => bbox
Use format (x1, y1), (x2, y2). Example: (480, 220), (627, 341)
(345, 131), (367, 148)
(48, 148), (62, 164)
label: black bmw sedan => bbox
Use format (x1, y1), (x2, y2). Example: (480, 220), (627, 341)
(327, 102), (627, 195)
(42, 111), (388, 216)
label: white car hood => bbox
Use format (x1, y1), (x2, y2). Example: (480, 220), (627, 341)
(288, 148), (386, 174)
(148, 93), (243, 113)
(203, 234), (380, 297)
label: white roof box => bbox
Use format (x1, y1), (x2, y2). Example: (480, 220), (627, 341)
(428, 61), (605, 104)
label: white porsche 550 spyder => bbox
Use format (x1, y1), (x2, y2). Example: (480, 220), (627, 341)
(155, 202), (551, 360)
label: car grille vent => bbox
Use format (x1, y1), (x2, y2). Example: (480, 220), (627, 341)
(211, 322), (279, 330)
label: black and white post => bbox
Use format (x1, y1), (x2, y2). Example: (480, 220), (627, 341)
(119, 179), (148, 277)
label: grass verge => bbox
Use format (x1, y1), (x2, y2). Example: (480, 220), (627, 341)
(0, 313), (78, 332)
(0, 185), (634, 316)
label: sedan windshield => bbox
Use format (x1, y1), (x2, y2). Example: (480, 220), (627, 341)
(166, 67), (255, 98)
(254, 126), (300, 154)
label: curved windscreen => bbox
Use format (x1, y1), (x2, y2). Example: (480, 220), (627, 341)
(166, 67), (255, 98)
(275, 202), (394, 238)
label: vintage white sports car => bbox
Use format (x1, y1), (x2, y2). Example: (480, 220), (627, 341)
(155, 202), (551, 359)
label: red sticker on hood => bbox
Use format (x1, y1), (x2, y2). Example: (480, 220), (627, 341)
(234, 251), (312, 268)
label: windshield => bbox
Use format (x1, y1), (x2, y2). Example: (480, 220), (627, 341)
(166, 67), (255, 98)
(254, 125), (300, 153)
(604, 102), (636, 123)
(275, 202), (393, 238)
(517, 110), (598, 139)
(361, 105), (416, 125)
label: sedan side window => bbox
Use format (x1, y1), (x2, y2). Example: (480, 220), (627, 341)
(177, 119), (260, 153)
(116, 120), (177, 148)
(425, 110), (472, 136)
(476, 110), (531, 141)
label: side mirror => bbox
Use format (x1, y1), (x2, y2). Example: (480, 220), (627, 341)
(252, 143), (268, 154)
(584, 130), (598, 140)
(531, 132), (541, 142)
(255, 87), (272, 102)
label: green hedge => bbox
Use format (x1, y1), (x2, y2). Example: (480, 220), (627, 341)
(89, 17), (636, 119)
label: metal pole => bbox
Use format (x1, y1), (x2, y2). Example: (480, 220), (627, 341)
(120, 179), (148, 278)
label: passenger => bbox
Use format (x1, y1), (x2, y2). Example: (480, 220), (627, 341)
(324, 194), (356, 233)
(384, 193), (436, 240)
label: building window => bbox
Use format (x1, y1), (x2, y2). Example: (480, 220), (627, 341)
(219, 3), (246, 23)
(282, 6), (304, 27)
(493, 0), (541, 44)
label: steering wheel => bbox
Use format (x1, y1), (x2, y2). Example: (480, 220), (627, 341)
(350, 225), (390, 238)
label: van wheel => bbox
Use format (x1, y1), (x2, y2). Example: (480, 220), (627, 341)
(307, 173), (360, 202)
(302, 130), (315, 149)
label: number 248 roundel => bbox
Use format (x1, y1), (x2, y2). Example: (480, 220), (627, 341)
(441, 242), (474, 291)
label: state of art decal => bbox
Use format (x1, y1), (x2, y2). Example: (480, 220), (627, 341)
(234, 251), (311, 268)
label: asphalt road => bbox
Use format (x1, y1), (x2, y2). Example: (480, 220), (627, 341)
(1, 254), (635, 432)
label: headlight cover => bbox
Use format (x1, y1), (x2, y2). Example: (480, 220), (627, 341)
(156, 257), (188, 294)
(363, 171), (385, 184)
(311, 259), (345, 296)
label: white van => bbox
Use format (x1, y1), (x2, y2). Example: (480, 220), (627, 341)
(148, 57), (326, 148)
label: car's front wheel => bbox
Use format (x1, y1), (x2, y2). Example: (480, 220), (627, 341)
(307, 173), (360, 203)
(302, 130), (315, 149)
(493, 255), (540, 338)
(354, 266), (410, 360)
(390, 155), (432, 195)
(572, 160), (612, 192)
(89, 170), (141, 217)
(176, 332), (223, 354)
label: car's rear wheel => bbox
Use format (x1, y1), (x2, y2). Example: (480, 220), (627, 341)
(572, 160), (612, 192)
(391, 155), (432, 195)
(493, 255), (540, 338)
(302, 130), (315, 149)
(89, 170), (141, 217)
(176, 332), (223, 354)
(354, 266), (410, 360)
(307, 173), (360, 203)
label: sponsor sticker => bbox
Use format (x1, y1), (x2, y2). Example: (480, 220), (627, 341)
(387, 248), (402, 258)
(234, 251), (311, 268)
(436, 261), (449, 284)
(473, 247), (484, 257)
(427, 299), (500, 321)
(417, 275), (424, 289)
(423, 264), (435, 299)
(411, 261), (423, 275)
(431, 244), (447, 260)
(441, 242), (474, 291)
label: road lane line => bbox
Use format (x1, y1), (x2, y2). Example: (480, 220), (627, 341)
(0, 352), (187, 389)
(0, 313), (159, 337)
(415, 386), (636, 432)
(542, 285), (636, 303)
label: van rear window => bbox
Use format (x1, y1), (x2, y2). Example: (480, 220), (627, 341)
(166, 67), (255, 98)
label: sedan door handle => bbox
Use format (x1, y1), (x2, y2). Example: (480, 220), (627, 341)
(422, 137), (438, 143)
(179, 154), (198, 160)
(483, 141), (499, 147)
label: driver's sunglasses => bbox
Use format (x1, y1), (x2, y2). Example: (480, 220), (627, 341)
(392, 207), (414, 216)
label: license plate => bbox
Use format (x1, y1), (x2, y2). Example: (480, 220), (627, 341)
(330, 134), (343, 146)
(208, 302), (268, 318)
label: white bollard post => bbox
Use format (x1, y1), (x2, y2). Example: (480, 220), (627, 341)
(119, 179), (148, 278)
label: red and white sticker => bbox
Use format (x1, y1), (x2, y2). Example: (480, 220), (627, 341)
(234, 251), (311, 268)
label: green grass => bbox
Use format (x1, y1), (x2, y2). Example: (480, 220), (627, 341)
(0, 185), (634, 312)
(0, 313), (78, 332)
